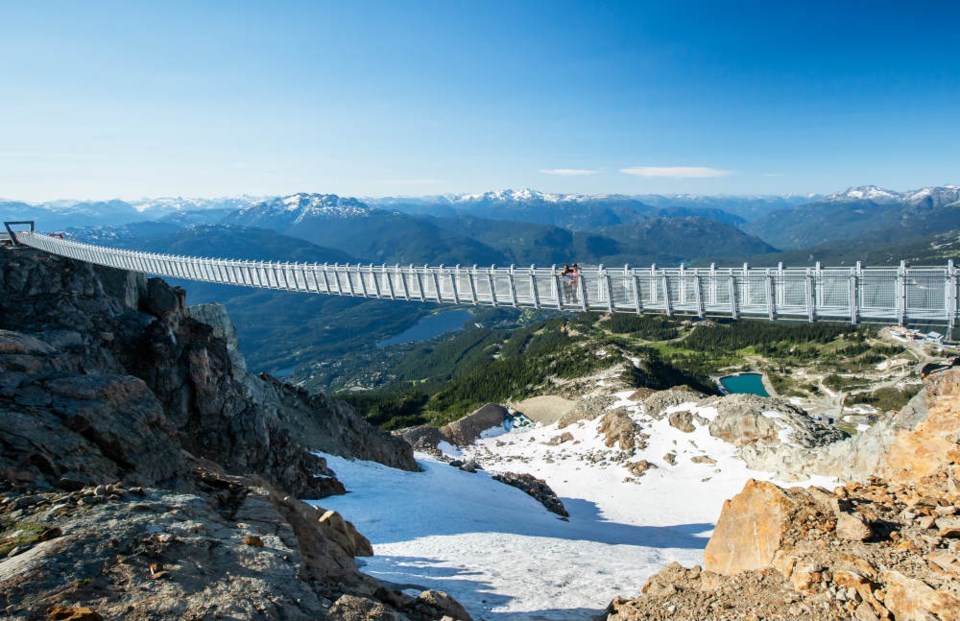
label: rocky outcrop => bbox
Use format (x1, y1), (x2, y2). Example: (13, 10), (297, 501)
(599, 410), (647, 451)
(558, 394), (617, 428)
(606, 368), (960, 621)
(705, 394), (845, 449)
(440, 403), (507, 446)
(0, 248), (416, 498)
(0, 248), (460, 621)
(641, 386), (706, 419)
(491, 472), (569, 518)
(398, 425), (447, 454)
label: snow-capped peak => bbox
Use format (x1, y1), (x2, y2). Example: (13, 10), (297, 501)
(241, 193), (371, 219)
(825, 185), (902, 202)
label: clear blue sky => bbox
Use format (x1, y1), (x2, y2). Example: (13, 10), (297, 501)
(2, 0), (958, 201)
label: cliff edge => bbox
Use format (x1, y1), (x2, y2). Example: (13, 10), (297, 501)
(0, 248), (463, 621)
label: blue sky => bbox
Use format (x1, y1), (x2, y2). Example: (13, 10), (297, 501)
(1, 1), (958, 200)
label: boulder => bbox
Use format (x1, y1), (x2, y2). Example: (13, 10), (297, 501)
(704, 480), (808, 576)
(417, 590), (473, 621)
(599, 410), (643, 451)
(836, 511), (873, 542)
(328, 595), (410, 621)
(667, 410), (696, 433)
(881, 570), (960, 621)
(397, 425), (447, 452)
(885, 367), (960, 493)
(441, 403), (508, 446)
(492, 472), (568, 517)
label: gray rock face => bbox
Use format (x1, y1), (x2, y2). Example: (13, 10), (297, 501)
(397, 425), (447, 453)
(704, 394), (846, 449)
(441, 403), (508, 446)
(642, 387), (707, 419)
(0, 248), (416, 497)
(0, 248), (464, 621)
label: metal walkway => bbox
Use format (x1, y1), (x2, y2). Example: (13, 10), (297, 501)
(11, 230), (960, 328)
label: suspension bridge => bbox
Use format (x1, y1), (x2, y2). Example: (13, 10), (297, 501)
(5, 222), (959, 329)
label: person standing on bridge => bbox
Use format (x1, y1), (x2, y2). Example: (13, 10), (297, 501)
(560, 265), (574, 303)
(570, 263), (581, 304)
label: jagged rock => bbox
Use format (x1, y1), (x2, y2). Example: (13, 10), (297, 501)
(706, 394), (844, 449)
(690, 455), (716, 465)
(46, 605), (103, 621)
(625, 460), (657, 478)
(668, 410), (697, 433)
(440, 403), (507, 446)
(641, 387), (706, 419)
(885, 368), (960, 495)
(492, 472), (568, 517)
(0, 249), (432, 621)
(329, 595), (410, 621)
(397, 425), (447, 453)
(663, 451), (677, 465)
(704, 480), (811, 576)
(0, 248), (416, 499)
(881, 569), (960, 621)
(417, 590), (472, 621)
(836, 511), (873, 542)
(546, 431), (574, 445)
(599, 410), (643, 451)
(605, 368), (960, 621)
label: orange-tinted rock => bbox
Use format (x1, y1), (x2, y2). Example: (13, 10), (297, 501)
(47, 605), (103, 621)
(885, 369), (960, 487)
(881, 569), (960, 621)
(704, 479), (805, 575)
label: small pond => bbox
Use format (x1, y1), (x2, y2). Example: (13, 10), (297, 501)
(377, 310), (473, 348)
(719, 372), (770, 397)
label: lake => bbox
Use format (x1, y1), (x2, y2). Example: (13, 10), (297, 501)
(719, 372), (770, 397)
(377, 310), (474, 348)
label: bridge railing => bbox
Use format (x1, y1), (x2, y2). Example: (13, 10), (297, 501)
(11, 230), (959, 328)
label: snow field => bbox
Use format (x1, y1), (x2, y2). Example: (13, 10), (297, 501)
(311, 389), (835, 620)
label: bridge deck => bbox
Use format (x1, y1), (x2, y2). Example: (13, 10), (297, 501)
(12, 231), (960, 328)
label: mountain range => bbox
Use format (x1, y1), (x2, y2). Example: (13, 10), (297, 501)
(13, 184), (959, 383)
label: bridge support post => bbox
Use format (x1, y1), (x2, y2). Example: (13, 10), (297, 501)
(650, 264), (657, 305)
(632, 269), (644, 314)
(661, 270), (672, 317)
(601, 265), (614, 312)
(356, 264), (368, 297)
(896, 260), (907, 326)
(849, 265), (860, 325)
(948, 260), (957, 336)
(529, 265), (540, 308)
(431, 266), (443, 302)
(487, 266), (498, 306)
(710, 263), (717, 306)
(383, 265), (395, 299)
(679, 264), (686, 306)
(468, 265), (478, 305)
(728, 274), (739, 319)
(765, 270), (776, 321)
(694, 273), (704, 318)
(508, 265), (517, 307)
(451, 266), (461, 304)
(805, 271), (816, 322)
(552, 266), (563, 310)
(578, 268), (589, 311)
(400, 265), (410, 300)
(416, 265), (427, 302)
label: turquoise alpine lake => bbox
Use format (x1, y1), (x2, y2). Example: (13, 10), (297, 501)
(377, 310), (474, 348)
(719, 373), (770, 397)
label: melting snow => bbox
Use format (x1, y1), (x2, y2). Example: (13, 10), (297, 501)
(311, 392), (835, 620)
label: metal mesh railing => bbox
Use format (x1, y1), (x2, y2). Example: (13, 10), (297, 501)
(13, 231), (959, 327)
